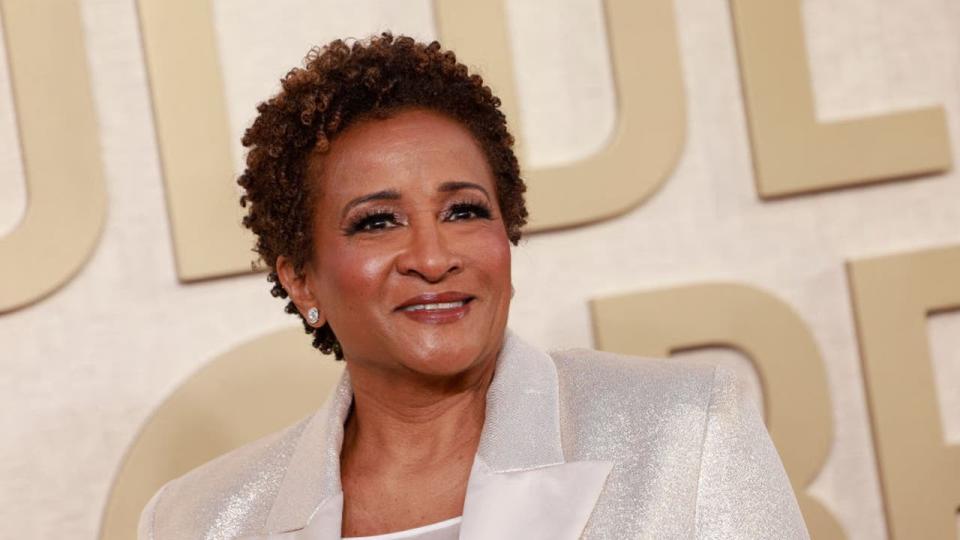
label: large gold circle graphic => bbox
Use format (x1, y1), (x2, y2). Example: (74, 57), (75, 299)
(98, 327), (344, 540)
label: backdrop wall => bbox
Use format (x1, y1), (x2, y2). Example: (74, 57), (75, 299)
(0, 0), (958, 539)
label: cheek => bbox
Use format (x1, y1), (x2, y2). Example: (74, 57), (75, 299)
(470, 230), (512, 288)
(316, 242), (394, 313)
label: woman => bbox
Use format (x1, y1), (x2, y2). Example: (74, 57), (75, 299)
(138, 34), (808, 539)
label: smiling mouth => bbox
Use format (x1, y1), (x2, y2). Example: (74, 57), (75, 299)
(400, 299), (472, 312)
(395, 293), (475, 323)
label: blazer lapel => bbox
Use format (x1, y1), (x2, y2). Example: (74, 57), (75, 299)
(460, 458), (612, 540)
(459, 331), (613, 540)
(241, 370), (354, 539)
(238, 494), (343, 540)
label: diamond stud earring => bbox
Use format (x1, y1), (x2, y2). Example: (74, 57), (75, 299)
(306, 307), (320, 325)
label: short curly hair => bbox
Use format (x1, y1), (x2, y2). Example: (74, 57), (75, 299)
(237, 33), (527, 359)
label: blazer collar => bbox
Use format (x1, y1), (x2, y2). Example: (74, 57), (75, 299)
(254, 330), (611, 539)
(461, 331), (612, 539)
(260, 371), (352, 535)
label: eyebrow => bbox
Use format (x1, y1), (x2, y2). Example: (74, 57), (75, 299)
(341, 189), (401, 219)
(438, 181), (491, 199)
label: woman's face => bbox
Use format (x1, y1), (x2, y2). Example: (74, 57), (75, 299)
(299, 108), (512, 377)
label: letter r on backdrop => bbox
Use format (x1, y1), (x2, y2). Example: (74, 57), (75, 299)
(592, 283), (845, 539)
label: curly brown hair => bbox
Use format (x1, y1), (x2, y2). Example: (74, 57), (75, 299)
(237, 33), (527, 359)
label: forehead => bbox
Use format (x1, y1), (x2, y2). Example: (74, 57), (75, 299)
(315, 109), (495, 200)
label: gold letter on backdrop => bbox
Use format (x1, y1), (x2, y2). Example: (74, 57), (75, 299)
(848, 246), (960, 540)
(99, 328), (344, 540)
(0, 0), (106, 312)
(435, 0), (686, 230)
(137, 0), (254, 281)
(730, 0), (951, 198)
(592, 283), (845, 539)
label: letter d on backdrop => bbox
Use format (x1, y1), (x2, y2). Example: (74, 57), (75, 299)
(434, 0), (686, 230)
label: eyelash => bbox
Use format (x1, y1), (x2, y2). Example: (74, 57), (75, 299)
(345, 208), (404, 234)
(344, 199), (493, 235)
(443, 199), (493, 222)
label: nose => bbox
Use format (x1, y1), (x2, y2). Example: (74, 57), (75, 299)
(396, 219), (463, 283)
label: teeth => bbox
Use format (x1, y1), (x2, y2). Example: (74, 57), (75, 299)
(402, 301), (465, 312)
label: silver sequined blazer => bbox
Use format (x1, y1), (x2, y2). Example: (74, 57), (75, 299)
(138, 330), (809, 539)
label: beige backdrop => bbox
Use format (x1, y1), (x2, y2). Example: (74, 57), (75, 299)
(0, 0), (958, 539)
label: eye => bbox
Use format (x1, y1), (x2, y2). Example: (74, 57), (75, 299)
(346, 211), (402, 234)
(444, 201), (492, 222)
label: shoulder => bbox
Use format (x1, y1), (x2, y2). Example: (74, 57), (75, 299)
(549, 347), (720, 409)
(138, 416), (312, 540)
(547, 348), (807, 538)
(548, 348), (724, 458)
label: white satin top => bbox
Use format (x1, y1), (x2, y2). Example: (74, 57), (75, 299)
(343, 516), (461, 540)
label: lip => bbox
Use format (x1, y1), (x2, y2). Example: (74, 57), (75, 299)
(395, 291), (475, 324)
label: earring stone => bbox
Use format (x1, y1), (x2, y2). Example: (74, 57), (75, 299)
(306, 307), (320, 325)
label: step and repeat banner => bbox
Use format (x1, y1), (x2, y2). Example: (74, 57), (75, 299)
(0, 0), (957, 539)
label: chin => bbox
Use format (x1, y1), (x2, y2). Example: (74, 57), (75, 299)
(396, 333), (493, 378)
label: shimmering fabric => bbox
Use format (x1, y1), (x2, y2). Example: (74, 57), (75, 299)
(475, 328), (564, 471)
(138, 418), (310, 540)
(139, 330), (809, 539)
(552, 349), (809, 538)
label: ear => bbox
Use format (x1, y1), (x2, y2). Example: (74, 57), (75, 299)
(275, 255), (326, 327)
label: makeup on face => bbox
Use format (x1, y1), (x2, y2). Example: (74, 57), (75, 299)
(305, 109), (513, 377)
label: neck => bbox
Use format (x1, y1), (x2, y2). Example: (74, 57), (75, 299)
(342, 356), (497, 471)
